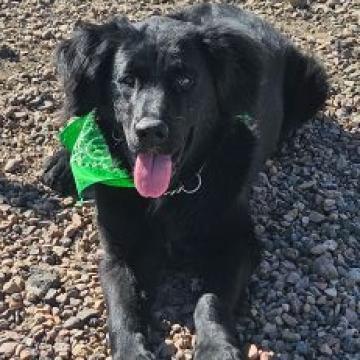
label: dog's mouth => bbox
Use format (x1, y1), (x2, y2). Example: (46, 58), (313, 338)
(132, 127), (194, 198)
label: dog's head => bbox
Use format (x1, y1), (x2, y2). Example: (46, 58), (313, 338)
(56, 15), (261, 198)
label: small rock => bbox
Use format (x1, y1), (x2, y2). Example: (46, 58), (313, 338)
(63, 316), (82, 330)
(298, 180), (316, 189)
(310, 244), (327, 255)
(282, 313), (298, 327)
(301, 216), (309, 226)
(309, 211), (326, 223)
(26, 267), (60, 301)
(264, 323), (277, 334)
(53, 342), (70, 358)
(59, 237), (73, 247)
(72, 343), (87, 357)
(282, 329), (301, 342)
(44, 288), (58, 302)
(286, 272), (301, 284)
(19, 348), (32, 360)
(323, 239), (338, 251)
(8, 293), (23, 309)
(4, 158), (22, 173)
(323, 198), (336, 211)
(345, 309), (358, 324)
(313, 254), (339, 280)
(63, 308), (98, 329)
(78, 308), (99, 322)
(283, 209), (298, 222)
(319, 343), (332, 355)
(0, 342), (17, 357)
(324, 288), (337, 297)
(13, 111), (28, 120)
(296, 341), (310, 355)
(348, 268), (360, 283)
(2, 276), (24, 294)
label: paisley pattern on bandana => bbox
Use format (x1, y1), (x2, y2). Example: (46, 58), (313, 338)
(59, 112), (134, 197)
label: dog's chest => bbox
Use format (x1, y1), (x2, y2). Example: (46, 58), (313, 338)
(150, 195), (217, 263)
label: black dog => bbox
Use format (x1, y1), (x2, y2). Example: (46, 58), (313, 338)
(43, 4), (328, 359)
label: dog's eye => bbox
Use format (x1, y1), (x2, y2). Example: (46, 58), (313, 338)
(175, 75), (194, 91)
(119, 75), (136, 87)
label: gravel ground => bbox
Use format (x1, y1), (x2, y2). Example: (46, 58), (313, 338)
(0, 0), (359, 359)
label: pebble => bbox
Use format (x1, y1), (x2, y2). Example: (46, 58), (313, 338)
(282, 313), (298, 327)
(282, 330), (301, 342)
(324, 288), (337, 297)
(313, 255), (339, 280)
(0, 342), (17, 357)
(2, 276), (25, 294)
(309, 211), (326, 223)
(63, 308), (98, 329)
(347, 268), (360, 283)
(26, 267), (60, 301)
(4, 158), (22, 173)
(319, 343), (333, 355)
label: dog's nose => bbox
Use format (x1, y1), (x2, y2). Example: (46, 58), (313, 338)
(135, 118), (169, 145)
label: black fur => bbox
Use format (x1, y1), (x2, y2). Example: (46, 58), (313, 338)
(42, 4), (328, 359)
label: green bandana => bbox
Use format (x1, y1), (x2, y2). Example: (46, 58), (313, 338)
(59, 112), (134, 197)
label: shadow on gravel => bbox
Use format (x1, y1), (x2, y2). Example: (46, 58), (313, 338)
(149, 116), (360, 357)
(240, 116), (360, 357)
(0, 176), (62, 219)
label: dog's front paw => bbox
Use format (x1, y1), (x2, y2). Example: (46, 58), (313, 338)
(41, 148), (76, 196)
(112, 349), (155, 360)
(111, 333), (155, 360)
(194, 341), (243, 360)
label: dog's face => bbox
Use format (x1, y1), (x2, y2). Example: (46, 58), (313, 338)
(110, 19), (220, 197)
(56, 16), (261, 198)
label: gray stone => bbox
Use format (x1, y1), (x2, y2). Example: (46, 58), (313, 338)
(78, 308), (99, 323)
(323, 239), (338, 251)
(26, 267), (60, 301)
(63, 308), (98, 329)
(296, 341), (310, 355)
(286, 272), (301, 284)
(348, 268), (360, 283)
(310, 244), (327, 255)
(309, 211), (326, 223)
(282, 313), (298, 327)
(4, 158), (22, 173)
(63, 316), (82, 330)
(313, 255), (339, 280)
(263, 323), (277, 335)
(324, 288), (337, 297)
(0, 342), (17, 357)
(345, 309), (358, 324)
(282, 329), (301, 342)
(319, 343), (332, 355)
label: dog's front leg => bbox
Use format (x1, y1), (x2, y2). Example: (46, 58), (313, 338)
(194, 205), (261, 360)
(95, 187), (161, 360)
(100, 256), (156, 360)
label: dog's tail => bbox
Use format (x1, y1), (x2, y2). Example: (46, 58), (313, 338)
(281, 47), (329, 137)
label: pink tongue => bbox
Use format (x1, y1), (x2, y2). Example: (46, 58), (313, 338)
(134, 153), (172, 198)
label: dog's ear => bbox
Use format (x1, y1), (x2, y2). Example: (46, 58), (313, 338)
(200, 24), (263, 117)
(56, 17), (135, 117)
